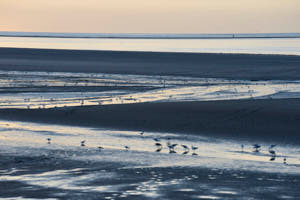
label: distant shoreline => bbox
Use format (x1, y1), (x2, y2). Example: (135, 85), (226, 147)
(1, 32), (300, 39)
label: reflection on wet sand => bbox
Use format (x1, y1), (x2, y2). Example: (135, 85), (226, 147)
(0, 120), (299, 173)
(1, 70), (300, 109)
(1, 70), (300, 199)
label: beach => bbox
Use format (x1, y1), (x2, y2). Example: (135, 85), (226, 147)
(0, 47), (300, 144)
(1, 99), (300, 145)
(0, 47), (300, 199)
(1, 47), (300, 80)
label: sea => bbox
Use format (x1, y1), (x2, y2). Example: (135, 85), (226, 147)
(1, 32), (300, 55)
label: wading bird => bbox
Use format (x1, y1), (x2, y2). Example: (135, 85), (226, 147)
(98, 146), (104, 151)
(270, 156), (276, 161)
(181, 145), (190, 154)
(268, 145), (276, 155)
(283, 157), (287, 165)
(155, 143), (163, 152)
(167, 144), (177, 154)
(252, 144), (261, 153)
(47, 138), (51, 144)
(191, 146), (198, 155)
(124, 146), (130, 151)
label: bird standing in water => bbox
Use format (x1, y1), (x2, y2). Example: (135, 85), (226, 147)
(167, 143), (178, 153)
(268, 145), (276, 155)
(155, 143), (163, 152)
(181, 145), (190, 154)
(124, 146), (130, 151)
(252, 144), (261, 153)
(47, 138), (51, 144)
(191, 146), (198, 155)
(283, 157), (287, 165)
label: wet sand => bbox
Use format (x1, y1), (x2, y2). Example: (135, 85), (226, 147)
(1, 47), (300, 199)
(1, 148), (299, 200)
(1, 98), (300, 145)
(0, 48), (300, 142)
(1, 47), (300, 80)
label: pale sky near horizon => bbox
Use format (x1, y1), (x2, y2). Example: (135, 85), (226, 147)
(1, 0), (300, 33)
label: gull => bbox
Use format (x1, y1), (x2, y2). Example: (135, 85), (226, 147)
(268, 145), (276, 155)
(269, 149), (276, 156)
(124, 146), (130, 151)
(47, 138), (51, 144)
(155, 143), (162, 152)
(252, 144), (261, 153)
(270, 156), (276, 161)
(167, 144), (177, 154)
(191, 146), (198, 155)
(168, 144), (178, 150)
(181, 145), (190, 154)
(155, 142), (162, 148)
(283, 157), (287, 165)
(181, 144), (189, 150)
(98, 146), (104, 151)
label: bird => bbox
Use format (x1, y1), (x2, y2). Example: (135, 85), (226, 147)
(181, 145), (190, 154)
(124, 146), (130, 151)
(283, 157), (287, 165)
(268, 145), (276, 155)
(270, 156), (276, 161)
(155, 142), (162, 148)
(241, 144), (244, 152)
(98, 146), (104, 151)
(252, 144), (261, 153)
(139, 131), (144, 136)
(191, 146), (198, 155)
(155, 143), (163, 152)
(81, 140), (86, 147)
(167, 143), (177, 150)
(269, 149), (276, 155)
(192, 146), (198, 150)
(153, 138), (161, 142)
(181, 144), (190, 155)
(47, 138), (51, 144)
(167, 143), (177, 154)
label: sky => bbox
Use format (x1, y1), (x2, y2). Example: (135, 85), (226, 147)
(1, 0), (300, 34)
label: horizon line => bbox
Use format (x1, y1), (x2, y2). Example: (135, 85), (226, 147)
(1, 31), (300, 39)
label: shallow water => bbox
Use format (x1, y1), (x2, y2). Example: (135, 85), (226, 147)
(0, 120), (299, 199)
(1, 36), (300, 55)
(1, 70), (300, 109)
